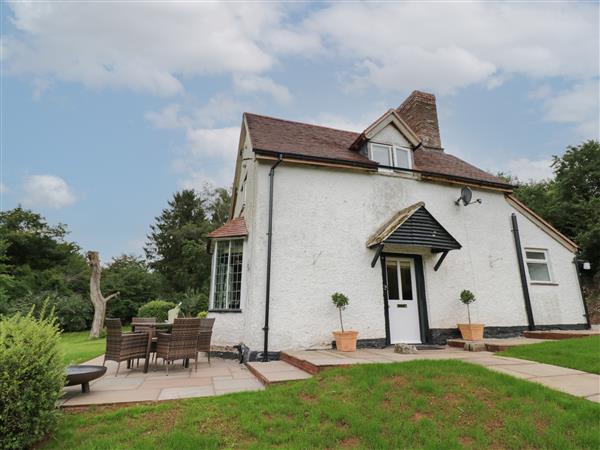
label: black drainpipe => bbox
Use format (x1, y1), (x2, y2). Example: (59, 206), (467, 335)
(263, 154), (283, 362)
(574, 256), (592, 329)
(511, 213), (535, 331)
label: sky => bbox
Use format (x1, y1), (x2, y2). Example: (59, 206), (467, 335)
(1, 1), (599, 262)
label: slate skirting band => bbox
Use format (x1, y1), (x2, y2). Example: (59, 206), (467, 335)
(429, 323), (589, 345)
(237, 324), (589, 360)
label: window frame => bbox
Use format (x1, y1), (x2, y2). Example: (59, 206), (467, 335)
(524, 248), (555, 284)
(209, 238), (244, 311)
(368, 142), (413, 170)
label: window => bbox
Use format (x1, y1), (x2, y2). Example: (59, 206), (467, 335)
(212, 240), (243, 309)
(369, 143), (412, 169)
(385, 260), (414, 300)
(525, 249), (552, 283)
(370, 143), (392, 165)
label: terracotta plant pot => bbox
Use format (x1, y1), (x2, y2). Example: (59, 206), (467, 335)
(457, 324), (484, 341)
(333, 330), (359, 352)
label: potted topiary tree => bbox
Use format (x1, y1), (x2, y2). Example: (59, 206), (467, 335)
(331, 292), (358, 352)
(457, 289), (484, 340)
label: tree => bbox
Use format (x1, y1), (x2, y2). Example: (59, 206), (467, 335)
(510, 140), (600, 280)
(0, 207), (89, 301)
(144, 186), (231, 293)
(102, 254), (167, 322)
(87, 251), (119, 338)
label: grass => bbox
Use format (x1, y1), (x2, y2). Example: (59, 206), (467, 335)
(59, 326), (131, 365)
(59, 330), (106, 366)
(499, 335), (600, 374)
(45, 360), (600, 449)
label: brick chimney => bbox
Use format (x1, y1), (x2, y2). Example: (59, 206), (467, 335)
(396, 90), (442, 149)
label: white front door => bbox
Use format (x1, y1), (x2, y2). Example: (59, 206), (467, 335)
(386, 258), (421, 344)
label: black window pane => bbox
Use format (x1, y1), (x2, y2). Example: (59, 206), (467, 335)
(400, 262), (413, 300)
(386, 263), (400, 300)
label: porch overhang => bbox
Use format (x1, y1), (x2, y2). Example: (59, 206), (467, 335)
(367, 202), (461, 269)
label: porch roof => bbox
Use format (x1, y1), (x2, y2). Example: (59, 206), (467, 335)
(366, 202), (461, 252)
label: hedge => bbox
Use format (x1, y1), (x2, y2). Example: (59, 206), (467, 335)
(0, 305), (65, 449)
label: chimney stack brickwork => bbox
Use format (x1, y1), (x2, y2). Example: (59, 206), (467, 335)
(397, 90), (443, 150)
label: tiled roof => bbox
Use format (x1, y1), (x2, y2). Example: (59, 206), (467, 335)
(246, 113), (375, 166)
(245, 113), (510, 187)
(207, 217), (248, 239)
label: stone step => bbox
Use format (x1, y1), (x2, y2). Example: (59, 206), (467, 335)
(447, 337), (550, 352)
(246, 360), (312, 385)
(523, 330), (599, 340)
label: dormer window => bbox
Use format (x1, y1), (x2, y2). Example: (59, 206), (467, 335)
(369, 143), (412, 169)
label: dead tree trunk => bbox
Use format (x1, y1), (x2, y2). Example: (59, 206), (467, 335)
(87, 251), (119, 339)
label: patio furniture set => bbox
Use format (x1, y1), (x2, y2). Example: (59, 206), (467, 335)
(103, 317), (215, 376)
(65, 317), (215, 393)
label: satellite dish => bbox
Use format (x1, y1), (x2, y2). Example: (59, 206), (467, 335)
(455, 186), (482, 206)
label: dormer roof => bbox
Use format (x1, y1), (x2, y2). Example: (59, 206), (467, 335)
(349, 109), (420, 150)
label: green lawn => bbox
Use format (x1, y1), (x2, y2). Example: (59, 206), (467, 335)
(499, 335), (600, 374)
(46, 360), (599, 449)
(59, 330), (106, 366)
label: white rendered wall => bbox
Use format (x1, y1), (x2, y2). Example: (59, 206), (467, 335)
(236, 161), (585, 351)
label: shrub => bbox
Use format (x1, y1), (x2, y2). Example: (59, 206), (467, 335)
(331, 292), (350, 332)
(459, 289), (476, 324)
(137, 300), (176, 323)
(174, 288), (209, 317)
(53, 294), (93, 332)
(0, 305), (65, 449)
(3, 293), (93, 332)
(197, 311), (208, 319)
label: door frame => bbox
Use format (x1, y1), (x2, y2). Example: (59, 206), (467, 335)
(380, 253), (430, 345)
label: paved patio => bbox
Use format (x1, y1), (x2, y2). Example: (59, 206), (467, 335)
(61, 355), (263, 407)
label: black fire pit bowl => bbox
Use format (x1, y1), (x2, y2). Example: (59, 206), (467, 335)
(66, 365), (107, 393)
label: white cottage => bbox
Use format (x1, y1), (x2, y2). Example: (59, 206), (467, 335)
(207, 90), (589, 361)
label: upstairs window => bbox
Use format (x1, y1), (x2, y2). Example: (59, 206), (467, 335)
(369, 143), (412, 169)
(212, 239), (243, 310)
(525, 249), (553, 283)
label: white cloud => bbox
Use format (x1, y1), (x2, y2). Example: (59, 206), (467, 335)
(144, 104), (190, 129)
(185, 126), (240, 160)
(0, 182), (7, 193)
(504, 158), (554, 182)
(22, 175), (76, 209)
(146, 100), (240, 188)
(542, 81), (600, 138)
(5, 2), (597, 100)
(233, 74), (292, 104)
(3, 2), (300, 96)
(303, 2), (598, 94)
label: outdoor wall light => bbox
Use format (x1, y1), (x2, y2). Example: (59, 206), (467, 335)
(455, 186), (482, 206)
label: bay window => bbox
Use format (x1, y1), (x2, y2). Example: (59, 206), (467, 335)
(211, 239), (243, 310)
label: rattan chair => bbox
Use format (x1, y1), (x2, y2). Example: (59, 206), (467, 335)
(103, 318), (149, 376)
(197, 318), (215, 366)
(131, 317), (157, 366)
(155, 318), (202, 375)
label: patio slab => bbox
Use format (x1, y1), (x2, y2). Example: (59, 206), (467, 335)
(61, 356), (261, 407)
(247, 360), (313, 385)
